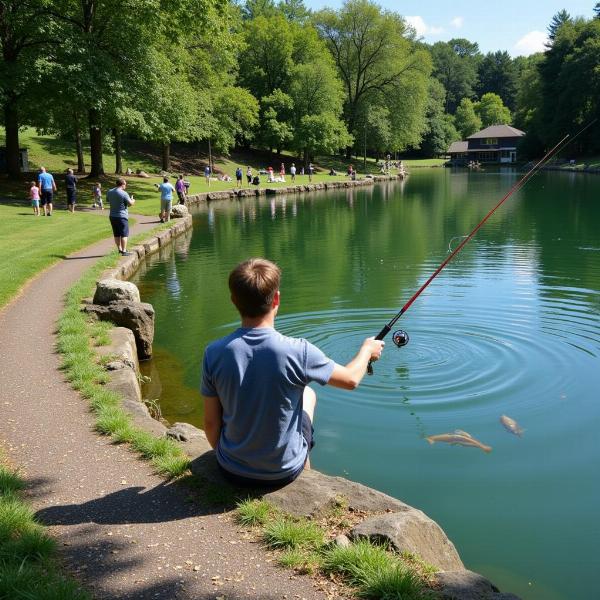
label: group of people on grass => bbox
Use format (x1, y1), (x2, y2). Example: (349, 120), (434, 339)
(29, 167), (103, 216)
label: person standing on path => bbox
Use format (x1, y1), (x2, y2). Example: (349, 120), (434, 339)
(156, 176), (176, 222)
(37, 166), (56, 217)
(175, 174), (186, 205)
(290, 163), (296, 182)
(246, 166), (252, 186)
(201, 258), (385, 487)
(29, 181), (40, 216)
(65, 168), (77, 213)
(107, 177), (135, 256)
(204, 164), (211, 186)
(308, 162), (314, 182)
(235, 166), (243, 188)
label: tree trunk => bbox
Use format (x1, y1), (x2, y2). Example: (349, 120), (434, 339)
(75, 124), (86, 174)
(113, 128), (122, 174)
(88, 107), (104, 177)
(303, 147), (308, 169)
(162, 142), (170, 172)
(4, 100), (21, 178)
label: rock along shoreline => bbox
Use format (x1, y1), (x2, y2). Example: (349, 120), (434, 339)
(83, 183), (521, 600)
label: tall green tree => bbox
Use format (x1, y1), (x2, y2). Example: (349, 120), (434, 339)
(595, 3), (600, 18)
(430, 38), (480, 113)
(314, 0), (430, 156)
(0, 0), (53, 177)
(278, 0), (310, 22)
(419, 79), (459, 156)
(289, 57), (351, 164)
(548, 9), (572, 40)
(241, 0), (276, 20)
(475, 93), (511, 127)
(476, 51), (519, 111)
(454, 97), (482, 138)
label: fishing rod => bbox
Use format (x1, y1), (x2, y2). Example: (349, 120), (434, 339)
(367, 119), (597, 375)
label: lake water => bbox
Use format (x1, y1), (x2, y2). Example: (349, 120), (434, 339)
(131, 169), (600, 600)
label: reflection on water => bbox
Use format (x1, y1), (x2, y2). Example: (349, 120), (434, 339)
(131, 170), (600, 600)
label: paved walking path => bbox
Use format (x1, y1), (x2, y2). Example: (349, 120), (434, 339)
(0, 215), (329, 599)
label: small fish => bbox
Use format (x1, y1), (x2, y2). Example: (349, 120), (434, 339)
(500, 415), (524, 437)
(425, 430), (492, 453)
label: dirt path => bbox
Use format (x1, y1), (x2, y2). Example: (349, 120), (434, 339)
(0, 214), (329, 599)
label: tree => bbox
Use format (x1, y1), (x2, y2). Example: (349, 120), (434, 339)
(430, 38), (480, 113)
(0, 0), (53, 177)
(241, 0), (276, 20)
(257, 89), (294, 152)
(314, 0), (431, 156)
(595, 3), (600, 18)
(455, 97), (482, 138)
(278, 0), (310, 22)
(419, 79), (459, 156)
(476, 51), (518, 111)
(475, 93), (511, 127)
(548, 9), (572, 40)
(288, 58), (351, 164)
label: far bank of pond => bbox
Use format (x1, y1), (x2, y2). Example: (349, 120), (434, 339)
(131, 169), (600, 600)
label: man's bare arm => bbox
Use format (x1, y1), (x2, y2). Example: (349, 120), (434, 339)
(203, 395), (223, 449)
(327, 337), (384, 390)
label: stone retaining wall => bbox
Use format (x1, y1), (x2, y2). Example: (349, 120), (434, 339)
(88, 189), (520, 600)
(185, 174), (404, 205)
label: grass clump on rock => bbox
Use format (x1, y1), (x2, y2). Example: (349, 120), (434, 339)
(57, 228), (190, 479)
(234, 499), (434, 600)
(0, 455), (90, 599)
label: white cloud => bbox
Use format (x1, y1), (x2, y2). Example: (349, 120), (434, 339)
(514, 30), (548, 55)
(450, 16), (464, 29)
(406, 16), (444, 37)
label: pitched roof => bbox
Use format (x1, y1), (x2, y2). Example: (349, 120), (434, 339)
(468, 125), (526, 139)
(448, 141), (468, 153)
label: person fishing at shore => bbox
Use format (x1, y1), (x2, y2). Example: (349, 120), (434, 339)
(201, 258), (384, 487)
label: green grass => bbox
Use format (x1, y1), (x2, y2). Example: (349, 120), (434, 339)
(56, 226), (191, 479)
(0, 453), (90, 599)
(235, 498), (274, 527)
(552, 156), (600, 170)
(0, 205), (114, 309)
(234, 499), (435, 599)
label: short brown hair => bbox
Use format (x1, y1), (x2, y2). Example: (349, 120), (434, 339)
(116, 177), (126, 187)
(229, 258), (281, 317)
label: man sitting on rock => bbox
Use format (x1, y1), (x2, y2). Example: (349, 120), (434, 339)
(201, 258), (384, 487)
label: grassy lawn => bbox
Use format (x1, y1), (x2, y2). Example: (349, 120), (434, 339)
(553, 156), (600, 170)
(0, 450), (90, 599)
(0, 205), (112, 309)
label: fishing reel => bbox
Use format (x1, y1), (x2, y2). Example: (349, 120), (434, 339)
(392, 329), (409, 348)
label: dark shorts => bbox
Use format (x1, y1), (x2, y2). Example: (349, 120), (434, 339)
(41, 190), (53, 206)
(109, 216), (129, 238)
(177, 191), (186, 204)
(219, 411), (314, 488)
(246, 175), (252, 184)
(66, 188), (76, 204)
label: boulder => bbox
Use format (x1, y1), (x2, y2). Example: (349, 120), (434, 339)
(93, 279), (140, 305)
(351, 511), (464, 572)
(263, 469), (411, 518)
(166, 422), (206, 442)
(95, 327), (139, 373)
(434, 570), (522, 600)
(84, 301), (154, 359)
(170, 204), (189, 218)
(105, 367), (142, 403)
(333, 534), (351, 548)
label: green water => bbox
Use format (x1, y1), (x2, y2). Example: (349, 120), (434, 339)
(132, 170), (600, 600)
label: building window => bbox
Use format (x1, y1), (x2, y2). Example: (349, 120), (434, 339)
(483, 138), (498, 146)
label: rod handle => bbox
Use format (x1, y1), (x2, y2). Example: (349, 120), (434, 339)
(367, 325), (391, 376)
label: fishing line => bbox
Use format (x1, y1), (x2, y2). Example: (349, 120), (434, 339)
(367, 119), (598, 375)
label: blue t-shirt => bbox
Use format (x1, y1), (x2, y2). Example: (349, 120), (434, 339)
(107, 187), (132, 218)
(201, 327), (335, 480)
(158, 182), (174, 201)
(38, 172), (55, 191)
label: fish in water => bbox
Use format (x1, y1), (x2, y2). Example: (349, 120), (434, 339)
(425, 430), (492, 453)
(500, 415), (524, 437)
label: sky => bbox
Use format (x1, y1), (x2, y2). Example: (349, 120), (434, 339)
(304, 0), (596, 56)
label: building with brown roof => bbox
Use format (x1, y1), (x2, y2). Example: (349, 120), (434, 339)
(448, 124), (526, 164)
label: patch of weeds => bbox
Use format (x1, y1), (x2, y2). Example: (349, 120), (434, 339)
(143, 398), (162, 421)
(236, 498), (274, 527)
(95, 405), (132, 436)
(0, 458), (89, 599)
(89, 320), (112, 346)
(322, 539), (391, 586)
(278, 548), (323, 574)
(97, 353), (119, 367)
(263, 517), (325, 551)
(399, 551), (439, 579)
